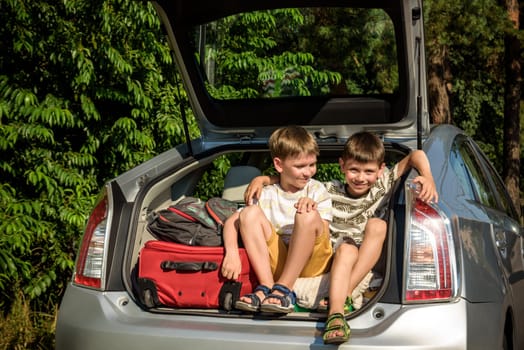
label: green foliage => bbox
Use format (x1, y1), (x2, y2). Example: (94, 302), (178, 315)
(194, 155), (232, 200)
(315, 163), (345, 183)
(203, 8), (398, 99)
(203, 9), (343, 99)
(0, 0), (196, 322)
(0, 289), (55, 349)
(299, 8), (399, 94)
(424, 0), (508, 169)
(0, 292), (35, 350)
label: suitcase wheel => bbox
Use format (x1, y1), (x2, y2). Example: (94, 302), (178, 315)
(143, 288), (155, 308)
(137, 278), (160, 308)
(222, 292), (233, 311)
(219, 281), (242, 311)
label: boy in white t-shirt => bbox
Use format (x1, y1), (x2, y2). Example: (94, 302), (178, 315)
(220, 125), (333, 314)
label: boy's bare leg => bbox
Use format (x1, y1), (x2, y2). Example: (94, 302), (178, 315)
(263, 210), (323, 304)
(346, 218), (386, 295)
(318, 218), (387, 309)
(237, 205), (275, 303)
(325, 243), (358, 339)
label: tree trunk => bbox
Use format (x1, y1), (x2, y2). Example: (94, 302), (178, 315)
(427, 42), (452, 124)
(500, 0), (522, 219)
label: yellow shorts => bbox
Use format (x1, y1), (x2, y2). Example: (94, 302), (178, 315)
(267, 226), (332, 280)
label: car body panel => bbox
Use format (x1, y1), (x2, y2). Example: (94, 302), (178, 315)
(58, 285), (484, 349)
(56, 282), (517, 349)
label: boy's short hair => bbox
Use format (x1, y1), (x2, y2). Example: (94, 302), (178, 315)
(341, 131), (385, 164)
(269, 125), (319, 159)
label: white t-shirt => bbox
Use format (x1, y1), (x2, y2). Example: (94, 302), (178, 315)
(255, 178), (332, 244)
(324, 164), (399, 247)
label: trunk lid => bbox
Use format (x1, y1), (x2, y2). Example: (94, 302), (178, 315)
(152, 0), (429, 145)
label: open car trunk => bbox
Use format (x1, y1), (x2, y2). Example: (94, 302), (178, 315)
(122, 0), (425, 323)
(126, 140), (409, 319)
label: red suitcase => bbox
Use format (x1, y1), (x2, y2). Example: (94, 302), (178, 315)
(136, 240), (258, 310)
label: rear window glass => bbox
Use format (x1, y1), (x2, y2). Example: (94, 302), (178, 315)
(191, 8), (398, 100)
(451, 138), (499, 209)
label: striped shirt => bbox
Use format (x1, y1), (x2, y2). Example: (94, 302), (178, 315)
(324, 164), (398, 247)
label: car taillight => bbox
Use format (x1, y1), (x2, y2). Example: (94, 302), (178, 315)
(73, 189), (109, 290)
(404, 181), (457, 302)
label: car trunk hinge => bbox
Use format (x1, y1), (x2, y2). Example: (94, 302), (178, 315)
(175, 72), (194, 157)
(413, 7), (423, 150)
(416, 36), (422, 150)
(180, 100), (194, 156)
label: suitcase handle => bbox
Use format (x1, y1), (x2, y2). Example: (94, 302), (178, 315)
(161, 260), (218, 272)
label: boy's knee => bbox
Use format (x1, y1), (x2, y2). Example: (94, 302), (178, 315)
(337, 242), (358, 254)
(239, 205), (260, 219)
(294, 209), (321, 227)
(366, 218), (387, 240)
(334, 242), (358, 260)
(238, 206), (263, 228)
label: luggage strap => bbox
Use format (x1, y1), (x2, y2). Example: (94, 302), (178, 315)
(160, 260), (218, 272)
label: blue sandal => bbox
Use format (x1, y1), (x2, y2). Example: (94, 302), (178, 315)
(260, 284), (296, 314)
(235, 285), (271, 312)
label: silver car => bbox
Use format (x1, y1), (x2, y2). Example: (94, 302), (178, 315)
(56, 0), (524, 349)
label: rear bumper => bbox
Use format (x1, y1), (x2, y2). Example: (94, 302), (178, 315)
(56, 284), (497, 349)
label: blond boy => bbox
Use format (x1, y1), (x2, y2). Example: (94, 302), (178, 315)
(221, 125), (332, 314)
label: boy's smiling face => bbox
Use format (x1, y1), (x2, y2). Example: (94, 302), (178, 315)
(339, 158), (385, 197)
(274, 152), (317, 193)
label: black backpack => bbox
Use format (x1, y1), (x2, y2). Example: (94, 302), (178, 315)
(147, 197), (238, 246)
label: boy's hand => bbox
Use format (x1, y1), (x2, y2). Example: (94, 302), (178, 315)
(244, 175), (269, 205)
(244, 175), (279, 205)
(221, 251), (242, 280)
(295, 197), (317, 213)
(413, 175), (439, 203)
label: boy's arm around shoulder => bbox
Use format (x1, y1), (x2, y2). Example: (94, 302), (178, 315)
(244, 174), (279, 205)
(396, 150), (439, 203)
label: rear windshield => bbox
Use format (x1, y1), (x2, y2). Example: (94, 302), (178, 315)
(191, 7), (399, 101)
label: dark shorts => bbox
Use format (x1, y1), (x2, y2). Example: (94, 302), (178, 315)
(341, 236), (359, 247)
